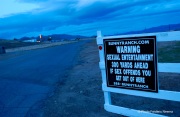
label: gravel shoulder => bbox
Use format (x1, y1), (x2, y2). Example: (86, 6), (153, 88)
(26, 40), (180, 117)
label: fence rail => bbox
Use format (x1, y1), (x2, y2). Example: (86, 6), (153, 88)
(97, 30), (180, 117)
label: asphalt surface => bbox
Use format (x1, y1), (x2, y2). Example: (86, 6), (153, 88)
(0, 41), (87, 117)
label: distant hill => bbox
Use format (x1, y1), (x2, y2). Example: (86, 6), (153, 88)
(1, 23), (180, 41)
(0, 38), (7, 41)
(120, 23), (180, 35)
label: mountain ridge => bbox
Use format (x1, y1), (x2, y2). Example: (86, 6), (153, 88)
(1, 23), (180, 40)
(119, 23), (180, 35)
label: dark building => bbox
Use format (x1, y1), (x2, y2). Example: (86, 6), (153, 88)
(0, 46), (6, 54)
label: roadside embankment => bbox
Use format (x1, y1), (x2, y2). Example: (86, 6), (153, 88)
(37, 40), (180, 117)
(6, 41), (77, 53)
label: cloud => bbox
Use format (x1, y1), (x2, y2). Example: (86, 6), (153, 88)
(0, 0), (180, 39)
(0, 0), (40, 18)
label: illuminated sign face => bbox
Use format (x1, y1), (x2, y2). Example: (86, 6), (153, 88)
(104, 36), (158, 92)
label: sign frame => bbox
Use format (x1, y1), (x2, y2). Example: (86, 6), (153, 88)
(103, 36), (158, 92)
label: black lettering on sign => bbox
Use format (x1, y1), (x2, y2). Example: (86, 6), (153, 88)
(104, 36), (158, 92)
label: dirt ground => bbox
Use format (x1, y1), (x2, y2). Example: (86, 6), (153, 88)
(24, 40), (180, 117)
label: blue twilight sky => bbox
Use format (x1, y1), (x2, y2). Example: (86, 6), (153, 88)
(1, 0), (180, 39)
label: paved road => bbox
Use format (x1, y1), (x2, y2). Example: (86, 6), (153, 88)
(0, 41), (87, 117)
